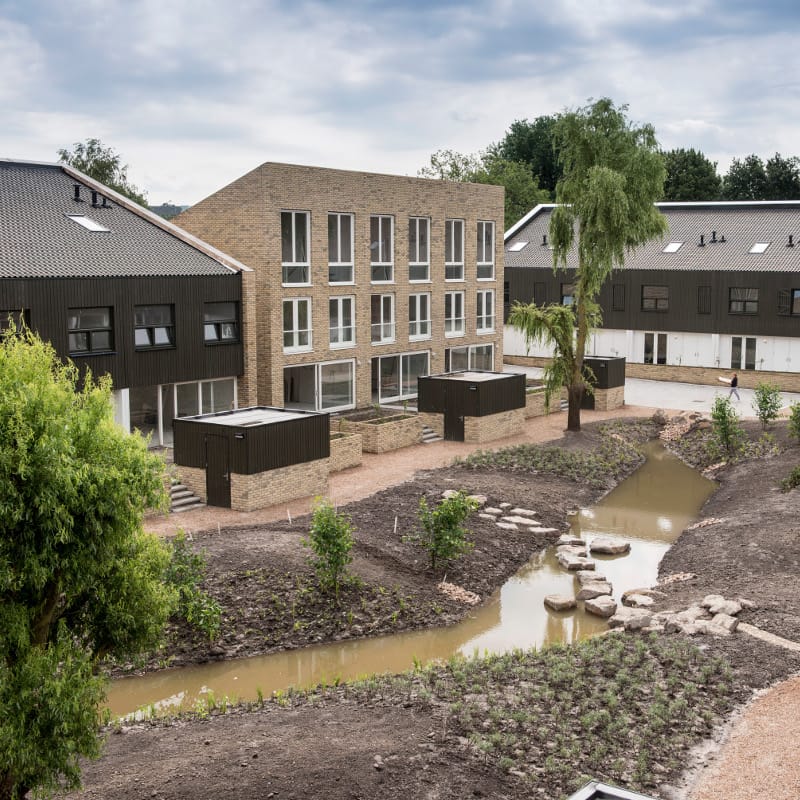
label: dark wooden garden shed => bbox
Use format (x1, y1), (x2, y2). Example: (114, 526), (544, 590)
(173, 406), (329, 508)
(417, 370), (526, 441)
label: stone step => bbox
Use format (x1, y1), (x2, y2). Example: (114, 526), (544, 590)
(421, 425), (442, 444)
(172, 501), (205, 513)
(170, 483), (190, 494)
(170, 489), (194, 501)
(171, 494), (203, 509)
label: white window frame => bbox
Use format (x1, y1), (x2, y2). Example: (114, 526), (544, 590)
(370, 215), (394, 283)
(408, 292), (431, 340)
(446, 343), (494, 372)
(281, 210), (310, 286)
(374, 351), (430, 403)
(477, 220), (495, 280)
(445, 218), (465, 281)
(371, 293), (395, 345)
(329, 296), (355, 349)
(319, 359), (356, 411)
(445, 291), (465, 337)
(328, 212), (354, 284)
(477, 289), (495, 334)
(408, 216), (430, 283)
(282, 298), (312, 353)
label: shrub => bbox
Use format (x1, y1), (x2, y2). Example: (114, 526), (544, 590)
(304, 498), (354, 600)
(781, 466), (800, 492)
(410, 491), (479, 571)
(710, 396), (746, 457)
(752, 382), (782, 428)
(789, 403), (800, 442)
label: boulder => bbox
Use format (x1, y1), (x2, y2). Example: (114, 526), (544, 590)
(708, 598), (742, 617)
(584, 596), (617, 618)
(577, 582), (612, 600)
(589, 538), (631, 556)
(557, 553), (596, 571)
(700, 594), (725, 609)
(544, 595), (577, 612)
(712, 612), (739, 632)
(623, 593), (655, 609)
(621, 587), (666, 602)
(608, 607), (653, 631)
(695, 619), (732, 637)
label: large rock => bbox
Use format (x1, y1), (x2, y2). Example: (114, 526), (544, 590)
(557, 553), (596, 571)
(557, 544), (588, 557)
(712, 612), (739, 632)
(585, 596), (617, 618)
(589, 538), (631, 556)
(622, 593), (655, 609)
(608, 607), (653, 631)
(577, 581), (612, 600)
(557, 535), (585, 547)
(576, 570), (607, 586)
(544, 595), (577, 612)
(708, 598), (742, 616)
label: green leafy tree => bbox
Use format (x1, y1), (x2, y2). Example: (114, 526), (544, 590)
(515, 98), (667, 431)
(58, 138), (148, 206)
(721, 154), (768, 200)
(409, 492), (478, 571)
(752, 382), (782, 429)
(0, 329), (175, 800)
(418, 149), (483, 181)
(495, 116), (562, 195)
(765, 152), (800, 199)
(710, 396), (746, 457)
(303, 499), (355, 600)
(662, 148), (721, 200)
(788, 402), (800, 442)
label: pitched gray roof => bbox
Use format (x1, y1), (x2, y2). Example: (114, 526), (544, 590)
(504, 202), (800, 273)
(0, 161), (239, 279)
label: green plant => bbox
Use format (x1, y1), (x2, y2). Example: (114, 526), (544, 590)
(752, 382), (782, 428)
(781, 465), (800, 492)
(303, 498), (355, 600)
(710, 396), (746, 457)
(164, 531), (222, 640)
(789, 402), (800, 442)
(407, 491), (479, 571)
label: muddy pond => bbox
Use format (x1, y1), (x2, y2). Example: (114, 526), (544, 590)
(109, 440), (716, 718)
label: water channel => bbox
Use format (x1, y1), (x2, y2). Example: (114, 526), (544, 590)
(108, 440), (716, 718)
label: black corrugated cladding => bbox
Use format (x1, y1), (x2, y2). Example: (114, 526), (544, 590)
(584, 357), (626, 389)
(0, 273), (243, 388)
(173, 408), (330, 474)
(418, 371), (526, 417)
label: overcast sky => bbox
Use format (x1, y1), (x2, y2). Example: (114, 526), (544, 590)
(2, 0), (799, 205)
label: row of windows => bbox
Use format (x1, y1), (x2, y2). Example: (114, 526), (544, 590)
(282, 290), (495, 353)
(644, 333), (758, 370)
(281, 211), (495, 285)
(1, 303), (240, 356)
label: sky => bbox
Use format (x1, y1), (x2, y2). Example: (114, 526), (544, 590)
(2, 0), (799, 205)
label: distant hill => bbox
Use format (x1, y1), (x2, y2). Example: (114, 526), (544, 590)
(149, 203), (189, 220)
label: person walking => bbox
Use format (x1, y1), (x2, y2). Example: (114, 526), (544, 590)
(729, 372), (740, 401)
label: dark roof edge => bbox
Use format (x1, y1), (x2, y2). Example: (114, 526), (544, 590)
(0, 158), (251, 274)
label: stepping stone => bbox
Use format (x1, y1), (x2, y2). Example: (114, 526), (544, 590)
(584, 596), (617, 618)
(479, 513), (497, 520)
(468, 494), (488, 507)
(622, 593), (655, 609)
(503, 515), (542, 526)
(575, 570), (607, 586)
(483, 507), (503, 516)
(621, 587), (666, 603)
(557, 553), (596, 571)
(608, 607), (653, 631)
(496, 522), (518, 531)
(557, 535), (584, 547)
(544, 595), (577, 612)
(499, 502), (512, 509)
(577, 581), (612, 600)
(509, 508), (537, 517)
(529, 527), (558, 534)
(589, 538), (631, 555)
(557, 544), (588, 557)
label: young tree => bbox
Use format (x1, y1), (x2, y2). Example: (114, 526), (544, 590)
(662, 148), (721, 201)
(58, 138), (148, 206)
(752, 382), (782, 429)
(514, 98), (667, 431)
(304, 499), (355, 600)
(0, 330), (174, 799)
(410, 492), (478, 572)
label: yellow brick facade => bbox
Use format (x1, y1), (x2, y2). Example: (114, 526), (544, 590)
(337, 414), (422, 453)
(463, 408), (526, 443)
(329, 432), (363, 472)
(230, 459), (329, 512)
(176, 163), (505, 410)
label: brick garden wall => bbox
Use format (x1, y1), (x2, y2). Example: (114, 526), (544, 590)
(463, 408), (526, 443)
(230, 458), (329, 512)
(338, 415), (422, 453)
(329, 433), (363, 472)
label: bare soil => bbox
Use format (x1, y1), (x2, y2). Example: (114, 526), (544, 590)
(65, 416), (800, 800)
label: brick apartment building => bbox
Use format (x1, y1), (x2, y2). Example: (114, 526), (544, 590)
(175, 163), (504, 411)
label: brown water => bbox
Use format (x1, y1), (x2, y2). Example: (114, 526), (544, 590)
(108, 440), (716, 718)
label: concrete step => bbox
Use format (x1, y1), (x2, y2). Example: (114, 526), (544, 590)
(169, 483), (205, 513)
(172, 501), (205, 513)
(421, 425), (442, 444)
(171, 495), (203, 509)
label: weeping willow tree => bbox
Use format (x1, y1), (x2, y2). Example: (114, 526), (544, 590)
(510, 98), (668, 431)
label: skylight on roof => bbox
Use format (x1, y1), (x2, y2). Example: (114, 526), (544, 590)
(749, 242), (770, 254)
(508, 241), (528, 252)
(66, 214), (110, 232)
(662, 241), (683, 253)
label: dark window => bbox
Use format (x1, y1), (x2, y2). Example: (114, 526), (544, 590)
(732, 336), (757, 370)
(698, 286), (712, 314)
(534, 282), (546, 305)
(203, 302), (238, 343)
(795, 290), (800, 315)
(135, 305), (174, 349)
(612, 283), (625, 311)
(644, 332), (667, 365)
(561, 283), (575, 306)
(0, 309), (28, 333)
(68, 307), (113, 354)
(729, 287), (758, 314)
(642, 285), (669, 311)
(779, 289), (800, 316)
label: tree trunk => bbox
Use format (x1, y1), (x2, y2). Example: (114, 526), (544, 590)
(567, 383), (583, 431)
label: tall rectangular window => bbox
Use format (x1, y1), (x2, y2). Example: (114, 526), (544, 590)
(644, 332), (667, 365)
(794, 289), (800, 315)
(408, 217), (430, 282)
(328, 213), (353, 283)
(729, 287), (758, 314)
(477, 289), (494, 333)
(370, 215), (394, 282)
(642, 285), (669, 311)
(445, 219), (464, 280)
(370, 294), (395, 344)
(561, 283), (575, 306)
(203, 302), (238, 343)
(68, 307), (113, 354)
(329, 296), (355, 348)
(281, 211), (310, 285)
(134, 305), (173, 349)
(698, 285), (712, 314)
(612, 284), (625, 311)
(445, 291), (465, 337)
(282, 298), (311, 352)
(409, 293), (431, 340)
(477, 220), (494, 280)
(732, 336), (757, 370)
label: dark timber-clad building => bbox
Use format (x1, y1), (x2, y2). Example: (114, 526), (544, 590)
(504, 202), (800, 389)
(0, 159), (254, 445)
